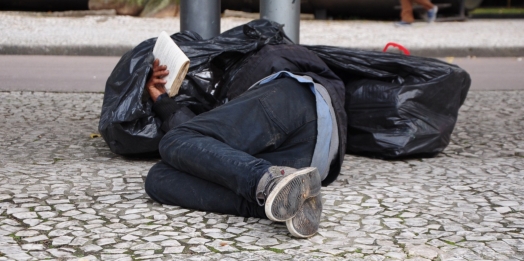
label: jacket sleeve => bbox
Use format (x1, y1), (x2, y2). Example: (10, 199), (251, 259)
(152, 94), (196, 132)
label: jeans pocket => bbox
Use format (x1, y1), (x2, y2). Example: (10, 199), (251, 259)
(258, 82), (316, 134)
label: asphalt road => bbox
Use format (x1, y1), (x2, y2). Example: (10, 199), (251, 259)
(0, 55), (522, 92)
(0, 55), (119, 93)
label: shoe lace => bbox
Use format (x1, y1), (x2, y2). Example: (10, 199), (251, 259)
(255, 167), (289, 206)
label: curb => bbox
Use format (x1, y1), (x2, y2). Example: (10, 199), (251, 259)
(406, 47), (524, 57)
(0, 45), (134, 57)
(1, 44), (524, 57)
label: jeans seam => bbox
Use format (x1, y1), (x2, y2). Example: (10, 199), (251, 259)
(284, 135), (316, 146)
(258, 87), (291, 134)
(283, 116), (317, 145)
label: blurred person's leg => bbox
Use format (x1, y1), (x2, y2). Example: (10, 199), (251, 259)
(413, 0), (434, 10)
(400, 0), (415, 23)
(400, 0), (435, 23)
(414, 0), (438, 23)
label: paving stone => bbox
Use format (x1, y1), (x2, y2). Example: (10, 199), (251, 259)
(189, 245), (211, 253)
(153, 214), (167, 220)
(465, 235), (498, 241)
(6, 208), (30, 215)
(130, 242), (162, 250)
(492, 201), (520, 207)
(235, 236), (258, 244)
(206, 240), (240, 252)
(494, 207), (513, 214)
(77, 255), (98, 261)
(47, 248), (74, 258)
(439, 248), (481, 261)
(354, 238), (376, 245)
(160, 240), (181, 247)
(0, 226), (23, 238)
(187, 237), (212, 244)
(12, 212), (38, 220)
(486, 241), (515, 255)
(121, 234), (139, 241)
(70, 237), (89, 246)
(15, 230), (40, 237)
(37, 211), (58, 219)
(135, 254), (164, 260)
(102, 248), (127, 254)
(255, 238), (279, 246)
(1, 251), (33, 261)
(54, 204), (76, 212)
(96, 238), (116, 246)
(29, 251), (52, 259)
(406, 245), (441, 260)
(29, 224), (53, 231)
(100, 253), (132, 260)
(82, 244), (104, 252)
(20, 243), (44, 251)
(48, 229), (72, 237)
(164, 246), (185, 254)
(52, 236), (73, 246)
(22, 235), (48, 243)
(206, 232), (236, 239)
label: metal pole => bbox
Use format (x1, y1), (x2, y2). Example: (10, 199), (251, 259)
(180, 0), (221, 40)
(260, 0), (300, 44)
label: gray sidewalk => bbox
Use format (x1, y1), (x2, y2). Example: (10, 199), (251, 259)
(1, 87), (523, 261)
(0, 10), (524, 261)
(0, 11), (524, 57)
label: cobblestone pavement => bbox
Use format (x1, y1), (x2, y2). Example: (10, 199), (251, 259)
(0, 90), (523, 261)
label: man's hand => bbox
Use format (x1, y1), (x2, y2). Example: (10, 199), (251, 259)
(146, 59), (169, 102)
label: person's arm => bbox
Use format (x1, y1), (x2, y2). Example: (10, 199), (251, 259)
(146, 58), (169, 102)
(146, 59), (195, 130)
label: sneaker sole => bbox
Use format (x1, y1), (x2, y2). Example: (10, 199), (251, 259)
(264, 167), (321, 222)
(286, 194), (322, 238)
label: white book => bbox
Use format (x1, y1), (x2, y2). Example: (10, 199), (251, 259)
(152, 31), (190, 97)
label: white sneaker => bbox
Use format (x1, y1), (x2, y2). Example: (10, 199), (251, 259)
(257, 166), (321, 222)
(286, 193), (323, 238)
(427, 6), (438, 23)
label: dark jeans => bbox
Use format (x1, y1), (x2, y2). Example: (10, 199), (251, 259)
(145, 77), (317, 218)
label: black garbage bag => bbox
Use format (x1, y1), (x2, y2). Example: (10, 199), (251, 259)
(306, 46), (471, 158)
(99, 19), (290, 156)
(100, 18), (470, 159)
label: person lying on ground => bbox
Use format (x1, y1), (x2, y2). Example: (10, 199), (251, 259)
(143, 44), (347, 238)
